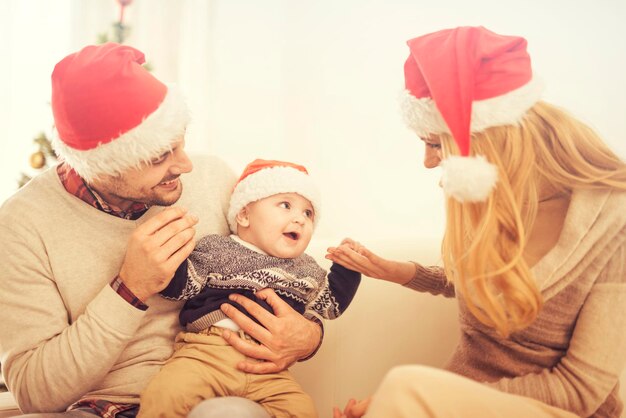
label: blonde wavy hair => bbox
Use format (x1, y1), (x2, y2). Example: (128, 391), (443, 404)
(440, 101), (626, 337)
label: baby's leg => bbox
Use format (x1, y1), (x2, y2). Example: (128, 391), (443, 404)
(138, 331), (247, 418)
(248, 370), (317, 418)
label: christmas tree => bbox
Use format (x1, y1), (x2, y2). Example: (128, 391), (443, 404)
(18, 0), (134, 188)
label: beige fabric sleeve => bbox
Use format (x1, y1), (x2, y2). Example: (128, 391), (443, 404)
(0, 224), (145, 413)
(403, 262), (455, 298)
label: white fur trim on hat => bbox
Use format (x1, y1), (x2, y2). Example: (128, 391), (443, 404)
(51, 85), (189, 182)
(400, 77), (544, 138)
(440, 155), (498, 202)
(227, 166), (321, 234)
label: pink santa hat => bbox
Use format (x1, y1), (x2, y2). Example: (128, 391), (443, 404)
(400, 26), (543, 202)
(50, 43), (189, 181)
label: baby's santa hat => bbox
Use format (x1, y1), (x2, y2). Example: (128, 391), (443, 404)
(50, 43), (189, 182)
(400, 26), (543, 202)
(228, 159), (321, 234)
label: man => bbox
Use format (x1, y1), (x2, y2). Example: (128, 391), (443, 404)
(0, 43), (322, 417)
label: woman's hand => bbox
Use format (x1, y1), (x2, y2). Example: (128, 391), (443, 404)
(333, 396), (372, 418)
(219, 288), (322, 374)
(326, 238), (416, 285)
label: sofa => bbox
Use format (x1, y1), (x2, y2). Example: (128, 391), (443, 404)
(1, 239), (624, 417)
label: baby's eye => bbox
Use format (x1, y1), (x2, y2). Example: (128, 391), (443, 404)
(304, 209), (314, 219)
(426, 143), (441, 149)
(279, 202), (291, 209)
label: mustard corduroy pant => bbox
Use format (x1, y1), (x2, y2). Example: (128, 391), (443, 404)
(139, 327), (316, 418)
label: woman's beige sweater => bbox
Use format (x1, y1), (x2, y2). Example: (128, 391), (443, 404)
(0, 156), (235, 413)
(406, 188), (626, 418)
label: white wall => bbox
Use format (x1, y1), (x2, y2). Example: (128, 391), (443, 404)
(200, 0), (626, 246)
(2, 0), (625, 243)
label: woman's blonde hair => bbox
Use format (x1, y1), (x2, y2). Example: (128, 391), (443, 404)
(441, 101), (626, 337)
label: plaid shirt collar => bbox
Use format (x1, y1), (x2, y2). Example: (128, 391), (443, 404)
(57, 163), (149, 220)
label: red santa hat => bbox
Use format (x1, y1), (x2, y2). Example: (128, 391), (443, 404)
(50, 43), (189, 182)
(400, 26), (543, 202)
(227, 159), (321, 234)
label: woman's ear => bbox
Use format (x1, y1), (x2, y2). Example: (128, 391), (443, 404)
(236, 206), (250, 229)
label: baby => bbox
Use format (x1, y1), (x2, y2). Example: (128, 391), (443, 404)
(138, 159), (361, 418)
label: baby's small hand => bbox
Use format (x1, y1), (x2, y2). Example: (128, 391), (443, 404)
(339, 238), (362, 253)
(328, 238), (364, 256)
(326, 237), (371, 274)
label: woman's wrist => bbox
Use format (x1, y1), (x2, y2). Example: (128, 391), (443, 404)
(395, 261), (418, 285)
(378, 260), (418, 285)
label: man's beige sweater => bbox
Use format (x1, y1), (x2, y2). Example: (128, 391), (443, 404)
(0, 156), (236, 413)
(407, 188), (626, 418)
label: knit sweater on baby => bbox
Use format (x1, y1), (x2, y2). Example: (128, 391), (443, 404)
(162, 234), (361, 331)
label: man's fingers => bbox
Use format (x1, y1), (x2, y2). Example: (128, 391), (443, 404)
(227, 293), (278, 330)
(220, 329), (288, 374)
(159, 226), (196, 261)
(153, 214), (198, 247)
(220, 302), (273, 343)
(254, 288), (293, 317)
(138, 206), (188, 236)
(164, 232), (196, 271)
(237, 359), (285, 374)
(221, 329), (271, 358)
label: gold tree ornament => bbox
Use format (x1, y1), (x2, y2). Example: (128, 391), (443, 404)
(29, 151), (46, 169)
(18, 133), (58, 188)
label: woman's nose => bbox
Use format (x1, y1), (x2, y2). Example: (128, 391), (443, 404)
(423, 147), (442, 169)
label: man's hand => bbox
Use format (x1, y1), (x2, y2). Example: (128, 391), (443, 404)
(220, 288), (322, 374)
(119, 206), (198, 302)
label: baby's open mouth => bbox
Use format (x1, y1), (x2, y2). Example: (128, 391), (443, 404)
(284, 232), (299, 240)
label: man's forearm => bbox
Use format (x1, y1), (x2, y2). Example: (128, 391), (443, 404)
(3, 285), (145, 412)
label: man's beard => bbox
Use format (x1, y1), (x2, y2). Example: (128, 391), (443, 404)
(145, 181), (184, 206)
(112, 179), (184, 207)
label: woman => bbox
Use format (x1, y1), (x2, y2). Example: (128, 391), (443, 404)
(328, 26), (626, 418)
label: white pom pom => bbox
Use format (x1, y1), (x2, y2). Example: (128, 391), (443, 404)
(440, 155), (498, 202)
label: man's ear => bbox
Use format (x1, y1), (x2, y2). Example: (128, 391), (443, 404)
(236, 206), (250, 229)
